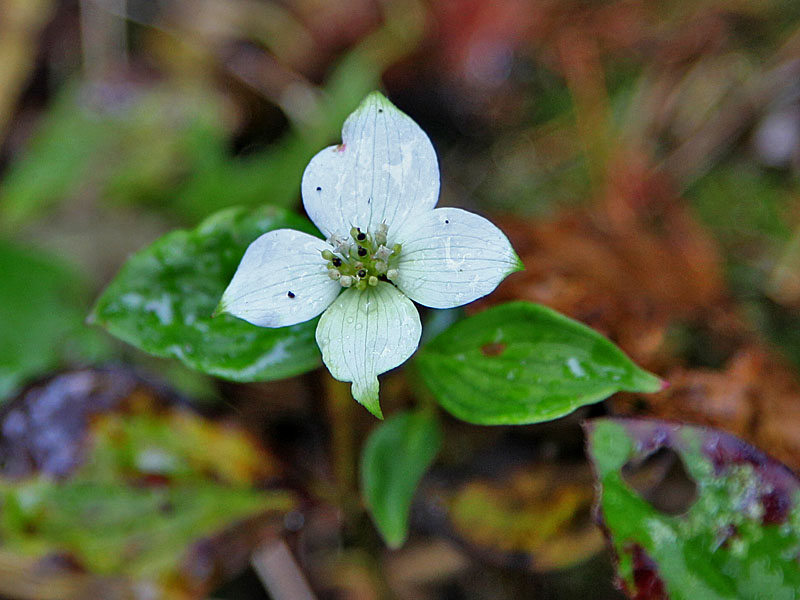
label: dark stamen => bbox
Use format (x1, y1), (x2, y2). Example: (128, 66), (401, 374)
(356, 232), (366, 241)
(332, 257), (342, 267)
(357, 247), (367, 257)
(357, 269), (367, 278)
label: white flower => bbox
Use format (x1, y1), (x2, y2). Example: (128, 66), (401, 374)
(218, 92), (522, 417)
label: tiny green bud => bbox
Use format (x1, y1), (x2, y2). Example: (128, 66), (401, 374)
(375, 223), (388, 246)
(340, 275), (354, 288)
(328, 234), (350, 254)
(386, 268), (399, 280)
(321, 249), (334, 261)
(350, 226), (360, 240)
(392, 243), (402, 255)
(356, 279), (368, 290)
(368, 275), (379, 286)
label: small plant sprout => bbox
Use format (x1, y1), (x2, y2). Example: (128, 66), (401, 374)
(217, 92), (523, 417)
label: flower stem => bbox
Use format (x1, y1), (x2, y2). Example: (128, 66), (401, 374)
(324, 375), (357, 504)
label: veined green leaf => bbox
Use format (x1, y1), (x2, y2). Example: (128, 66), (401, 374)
(415, 302), (662, 425)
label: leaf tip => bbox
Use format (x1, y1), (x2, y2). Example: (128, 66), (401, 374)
(631, 369), (665, 394)
(365, 90), (391, 105)
(511, 251), (525, 273)
(211, 299), (227, 319)
(352, 377), (384, 419)
(384, 532), (407, 550)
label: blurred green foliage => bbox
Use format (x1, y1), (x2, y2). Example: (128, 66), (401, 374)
(0, 241), (109, 399)
(0, 401), (294, 594)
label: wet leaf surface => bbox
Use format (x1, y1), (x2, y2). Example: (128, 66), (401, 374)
(586, 418), (800, 600)
(91, 205), (322, 383)
(415, 301), (662, 425)
(0, 368), (297, 600)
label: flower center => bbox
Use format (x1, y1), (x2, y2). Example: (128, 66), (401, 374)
(322, 223), (401, 290)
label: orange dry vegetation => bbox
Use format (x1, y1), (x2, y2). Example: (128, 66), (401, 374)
(483, 165), (800, 471)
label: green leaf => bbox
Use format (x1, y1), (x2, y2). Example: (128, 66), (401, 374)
(0, 241), (108, 399)
(415, 302), (663, 425)
(360, 410), (442, 548)
(90, 205), (322, 381)
(585, 418), (800, 599)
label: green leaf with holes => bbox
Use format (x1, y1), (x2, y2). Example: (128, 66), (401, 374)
(415, 302), (662, 425)
(90, 205), (322, 381)
(585, 418), (800, 599)
(361, 410), (442, 548)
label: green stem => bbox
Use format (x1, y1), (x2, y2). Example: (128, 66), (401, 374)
(324, 375), (358, 506)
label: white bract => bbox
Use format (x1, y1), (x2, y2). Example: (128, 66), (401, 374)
(219, 92), (522, 417)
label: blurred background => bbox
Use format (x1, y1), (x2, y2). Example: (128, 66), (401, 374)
(2, 0), (800, 598)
